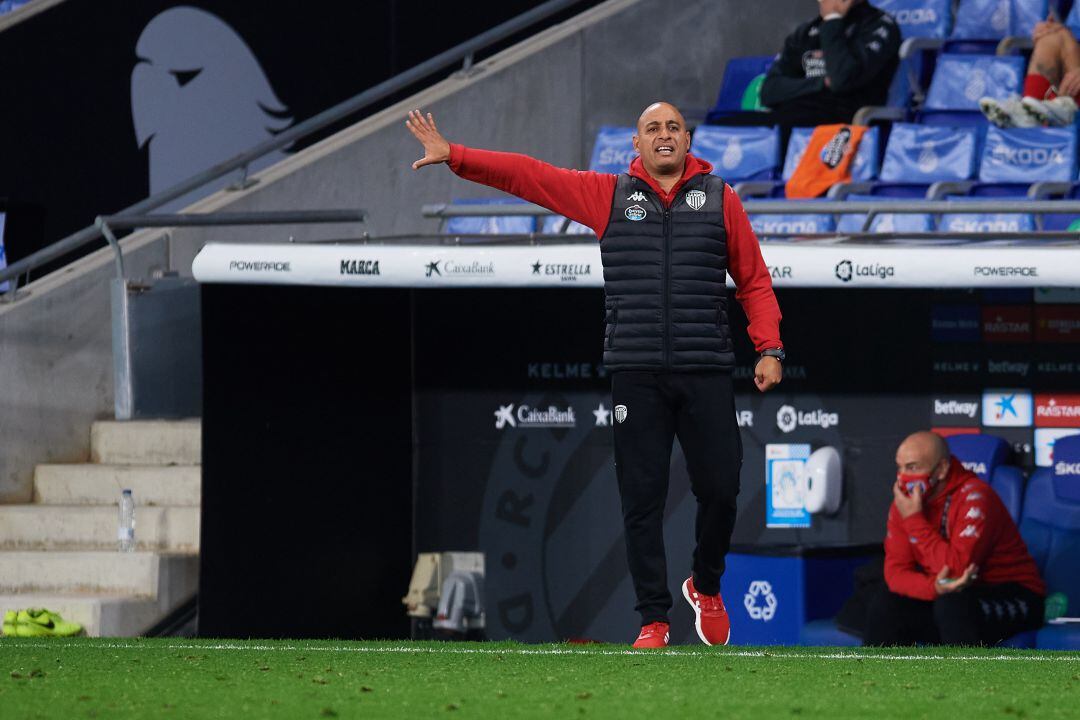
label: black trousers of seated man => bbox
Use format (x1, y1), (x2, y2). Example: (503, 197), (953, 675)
(612, 370), (742, 626)
(863, 583), (1045, 646)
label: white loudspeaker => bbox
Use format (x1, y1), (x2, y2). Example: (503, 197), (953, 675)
(802, 446), (842, 514)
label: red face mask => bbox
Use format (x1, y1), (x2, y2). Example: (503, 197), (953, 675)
(897, 472), (931, 496)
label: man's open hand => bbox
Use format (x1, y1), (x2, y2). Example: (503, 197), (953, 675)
(754, 356), (782, 392)
(405, 109), (451, 170)
(935, 563), (978, 595)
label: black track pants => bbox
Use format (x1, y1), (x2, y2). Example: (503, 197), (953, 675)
(611, 370), (743, 625)
(863, 583), (1045, 646)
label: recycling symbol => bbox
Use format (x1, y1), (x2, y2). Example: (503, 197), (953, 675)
(744, 580), (778, 622)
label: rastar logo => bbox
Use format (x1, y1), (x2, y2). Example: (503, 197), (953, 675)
(736, 411), (754, 428)
(983, 306), (1033, 342)
(1055, 461), (1080, 476)
(935, 399), (979, 418)
(1036, 395), (1080, 427)
(744, 581), (778, 622)
(768, 265), (793, 279)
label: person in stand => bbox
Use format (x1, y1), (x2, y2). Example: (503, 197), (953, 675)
(758, 0), (900, 126)
(406, 103), (784, 647)
(980, 14), (1080, 127)
(865, 431), (1045, 646)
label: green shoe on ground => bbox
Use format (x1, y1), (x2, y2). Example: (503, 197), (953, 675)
(15, 608), (83, 637)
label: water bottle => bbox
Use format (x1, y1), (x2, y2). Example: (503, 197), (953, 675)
(118, 489), (135, 552)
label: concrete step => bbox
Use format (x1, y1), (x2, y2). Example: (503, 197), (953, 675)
(91, 419), (201, 466)
(0, 551), (198, 598)
(0, 592), (191, 637)
(33, 464), (200, 506)
(0, 505), (199, 552)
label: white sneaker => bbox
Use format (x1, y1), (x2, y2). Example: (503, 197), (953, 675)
(980, 96), (1038, 128)
(1021, 95), (1078, 126)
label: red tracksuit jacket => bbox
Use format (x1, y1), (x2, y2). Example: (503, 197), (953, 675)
(884, 457), (1045, 601)
(447, 144), (783, 352)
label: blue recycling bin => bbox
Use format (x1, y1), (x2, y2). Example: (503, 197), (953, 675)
(723, 545), (878, 645)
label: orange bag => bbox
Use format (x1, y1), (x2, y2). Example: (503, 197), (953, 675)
(784, 124), (868, 199)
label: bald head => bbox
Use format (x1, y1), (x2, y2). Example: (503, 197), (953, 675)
(637, 102), (686, 133)
(895, 431), (951, 490)
(633, 101), (691, 179)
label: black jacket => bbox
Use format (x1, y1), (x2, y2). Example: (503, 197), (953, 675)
(600, 173), (735, 372)
(760, 1), (901, 121)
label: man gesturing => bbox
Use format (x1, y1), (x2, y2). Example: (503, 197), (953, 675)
(406, 103), (784, 647)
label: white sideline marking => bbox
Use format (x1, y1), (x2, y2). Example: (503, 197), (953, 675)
(9, 642), (1078, 662)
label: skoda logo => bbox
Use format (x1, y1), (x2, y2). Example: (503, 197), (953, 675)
(835, 259), (853, 282)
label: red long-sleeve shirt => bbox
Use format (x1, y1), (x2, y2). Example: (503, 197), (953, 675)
(446, 144), (783, 352)
(884, 457), (1045, 601)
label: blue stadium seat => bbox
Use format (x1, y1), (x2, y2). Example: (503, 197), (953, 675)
(873, 123), (979, 196)
(876, 0), (953, 38)
(692, 125), (780, 182)
(749, 213), (836, 237)
(836, 194), (935, 232)
(588, 126), (638, 174)
(950, 0), (1047, 44)
(705, 55), (775, 124)
(978, 126), (1078, 185)
(444, 197), (536, 235)
(545, 127), (637, 235)
(946, 434), (1027, 523)
(920, 54), (1025, 125)
(1019, 435), (1080, 649)
(782, 126), (880, 183)
(1043, 184), (1080, 230)
(938, 211), (1036, 233)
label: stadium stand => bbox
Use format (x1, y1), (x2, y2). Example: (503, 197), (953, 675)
(920, 54), (1026, 125)
(704, 55), (775, 124)
(443, 197), (537, 235)
(867, 122), (980, 198)
(1020, 434), (1080, 649)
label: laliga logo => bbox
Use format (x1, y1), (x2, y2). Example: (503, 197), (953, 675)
(776, 405), (838, 433)
(744, 580), (778, 622)
(1055, 461), (1080, 476)
(835, 259), (895, 282)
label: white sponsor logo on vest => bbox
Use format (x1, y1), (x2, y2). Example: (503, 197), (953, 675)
(625, 205), (647, 221)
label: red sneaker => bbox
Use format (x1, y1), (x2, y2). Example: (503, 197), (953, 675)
(682, 577), (730, 646)
(632, 621), (670, 648)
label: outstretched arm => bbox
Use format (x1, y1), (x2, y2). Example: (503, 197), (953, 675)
(406, 109), (616, 237)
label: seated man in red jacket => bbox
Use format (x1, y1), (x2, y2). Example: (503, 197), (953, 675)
(406, 104), (784, 648)
(865, 431), (1045, 646)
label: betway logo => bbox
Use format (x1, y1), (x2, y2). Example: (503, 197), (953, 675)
(1055, 461), (1080, 476)
(989, 144), (1066, 167)
(961, 461), (988, 476)
(935, 400), (978, 418)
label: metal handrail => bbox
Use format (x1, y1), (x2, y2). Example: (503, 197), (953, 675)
(423, 200), (1080, 216)
(0, 0), (588, 289)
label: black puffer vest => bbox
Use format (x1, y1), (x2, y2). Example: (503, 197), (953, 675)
(600, 172), (734, 372)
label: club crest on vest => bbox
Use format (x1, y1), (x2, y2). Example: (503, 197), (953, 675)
(685, 190), (706, 210)
(614, 404), (628, 423)
(624, 205), (646, 221)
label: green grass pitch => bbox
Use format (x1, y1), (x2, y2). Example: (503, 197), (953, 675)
(1, 638), (1077, 719)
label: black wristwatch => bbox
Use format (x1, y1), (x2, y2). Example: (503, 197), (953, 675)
(759, 347), (785, 364)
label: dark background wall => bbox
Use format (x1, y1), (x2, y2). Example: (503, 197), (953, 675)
(200, 283), (1080, 640)
(0, 0), (598, 260)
